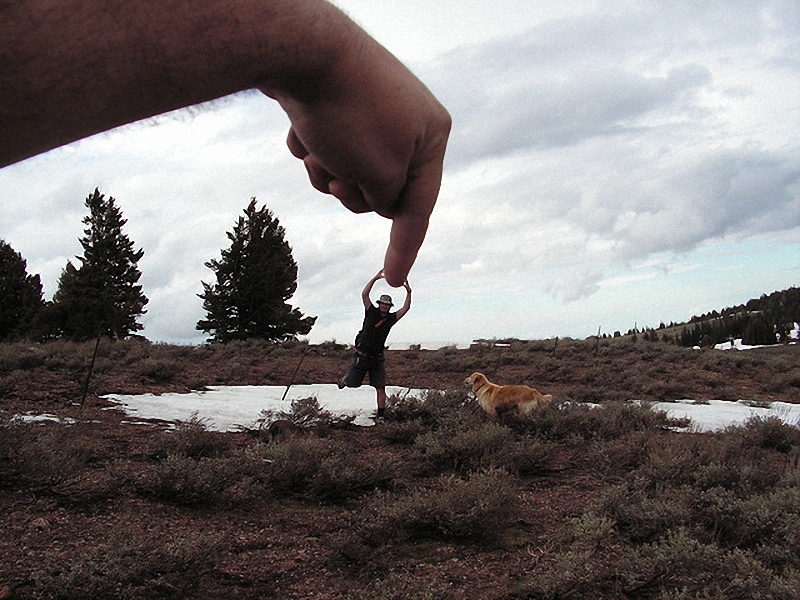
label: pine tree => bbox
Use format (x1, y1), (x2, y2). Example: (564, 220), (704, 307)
(197, 198), (315, 343)
(0, 240), (44, 341)
(742, 313), (776, 346)
(45, 189), (148, 341)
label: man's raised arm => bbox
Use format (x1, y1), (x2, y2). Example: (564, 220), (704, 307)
(361, 270), (383, 309)
(394, 280), (412, 321)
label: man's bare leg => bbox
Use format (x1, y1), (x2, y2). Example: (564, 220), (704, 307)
(376, 387), (387, 418)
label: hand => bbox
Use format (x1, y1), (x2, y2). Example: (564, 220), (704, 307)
(403, 280), (412, 293)
(2, 0), (449, 290)
(267, 26), (451, 287)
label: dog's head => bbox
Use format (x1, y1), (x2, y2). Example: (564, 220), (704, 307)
(465, 372), (487, 391)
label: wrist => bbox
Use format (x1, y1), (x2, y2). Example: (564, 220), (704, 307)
(258, 1), (362, 103)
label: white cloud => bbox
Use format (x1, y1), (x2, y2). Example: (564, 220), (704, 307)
(1, 0), (799, 346)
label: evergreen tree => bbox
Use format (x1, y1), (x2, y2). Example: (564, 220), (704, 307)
(742, 313), (777, 346)
(45, 189), (148, 341)
(197, 198), (316, 343)
(0, 240), (44, 341)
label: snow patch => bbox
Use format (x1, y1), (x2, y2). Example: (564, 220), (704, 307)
(651, 399), (800, 433)
(104, 384), (425, 430)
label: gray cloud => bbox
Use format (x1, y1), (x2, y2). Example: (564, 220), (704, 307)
(420, 1), (800, 296)
(443, 63), (711, 165)
(428, 1), (797, 168)
(1, 1), (798, 345)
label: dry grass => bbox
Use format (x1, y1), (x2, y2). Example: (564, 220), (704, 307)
(2, 339), (800, 599)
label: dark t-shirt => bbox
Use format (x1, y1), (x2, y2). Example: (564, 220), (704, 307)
(355, 305), (398, 355)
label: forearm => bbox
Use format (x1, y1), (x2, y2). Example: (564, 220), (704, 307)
(394, 288), (411, 319)
(0, 0), (356, 166)
(2, 0), (450, 288)
(361, 271), (381, 306)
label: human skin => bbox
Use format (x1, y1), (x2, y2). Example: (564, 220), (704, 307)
(0, 0), (451, 286)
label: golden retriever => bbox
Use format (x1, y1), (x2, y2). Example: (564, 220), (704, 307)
(465, 372), (552, 417)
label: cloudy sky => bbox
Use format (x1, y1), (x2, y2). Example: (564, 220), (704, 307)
(1, 0), (798, 348)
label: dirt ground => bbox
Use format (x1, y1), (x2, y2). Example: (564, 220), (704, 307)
(2, 340), (799, 599)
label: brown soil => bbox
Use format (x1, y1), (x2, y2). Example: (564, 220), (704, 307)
(1, 339), (799, 599)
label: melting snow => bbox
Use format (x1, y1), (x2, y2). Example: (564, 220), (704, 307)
(100, 385), (800, 433)
(104, 384), (423, 430)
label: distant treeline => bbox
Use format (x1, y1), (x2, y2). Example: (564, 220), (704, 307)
(630, 286), (800, 347)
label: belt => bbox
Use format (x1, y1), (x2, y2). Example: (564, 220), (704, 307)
(354, 348), (383, 358)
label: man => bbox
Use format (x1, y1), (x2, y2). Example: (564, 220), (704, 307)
(1, 0), (450, 287)
(339, 270), (411, 419)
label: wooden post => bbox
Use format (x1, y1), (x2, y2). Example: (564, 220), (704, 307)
(80, 333), (102, 405)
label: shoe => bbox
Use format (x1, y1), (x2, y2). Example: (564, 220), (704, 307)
(337, 377), (346, 389)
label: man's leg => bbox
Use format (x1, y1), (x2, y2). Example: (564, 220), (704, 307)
(376, 387), (387, 417)
(369, 356), (388, 418)
(339, 354), (366, 388)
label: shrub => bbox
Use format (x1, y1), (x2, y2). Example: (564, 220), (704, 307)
(633, 435), (704, 488)
(3, 420), (93, 490)
(598, 482), (693, 543)
(31, 529), (224, 599)
(511, 513), (618, 599)
(696, 425), (792, 495)
(770, 567), (800, 600)
(779, 457), (800, 488)
(633, 377), (691, 401)
(378, 417), (427, 444)
(735, 487), (800, 568)
(146, 412), (228, 458)
(282, 395), (334, 427)
(763, 367), (800, 393)
(385, 389), (481, 429)
(0, 342), (46, 370)
(135, 357), (184, 384)
(692, 485), (747, 546)
(0, 418), (129, 505)
(581, 433), (652, 477)
(515, 401), (681, 441)
(255, 395), (335, 432)
(725, 416), (800, 454)
(511, 546), (610, 599)
(254, 436), (339, 496)
(343, 572), (455, 600)
(559, 383), (621, 404)
(310, 452), (402, 503)
(357, 469), (517, 546)
(413, 421), (555, 476)
(692, 453), (785, 496)
(240, 435), (398, 502)
(693, 460), (752, 492)
(137, 454), (242, 507)
(414, 421), (517, 474)
(616, 528), (773, 599)
(511, 435), (559, 475)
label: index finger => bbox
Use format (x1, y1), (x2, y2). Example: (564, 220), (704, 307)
(382, 153), (445, 287)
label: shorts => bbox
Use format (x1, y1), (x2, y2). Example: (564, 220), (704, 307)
(341, 352), (387, 389)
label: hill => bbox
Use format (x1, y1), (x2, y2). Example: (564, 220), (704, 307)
(613, 285), (800, 348)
